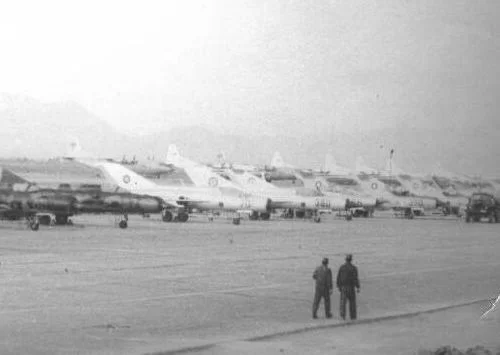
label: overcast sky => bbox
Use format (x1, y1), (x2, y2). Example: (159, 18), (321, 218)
(0, 0), (499, 138)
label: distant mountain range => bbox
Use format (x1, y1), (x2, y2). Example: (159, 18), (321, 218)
(0, 93), (498, 176)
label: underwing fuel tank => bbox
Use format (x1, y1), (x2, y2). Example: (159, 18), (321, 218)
(102, 194), (164, 214)
(0, 190), (75, 214)
(74, 192), (164, 214)
(29, 193), (76, 213)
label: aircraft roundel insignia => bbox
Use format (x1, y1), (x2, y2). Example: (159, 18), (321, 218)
(123, 175), (131, 184)
(248, 177), (256, 184)
(208, 177), (219, 187)
(371, 182), (378, 190)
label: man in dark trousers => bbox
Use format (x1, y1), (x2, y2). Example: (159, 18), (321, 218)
(312, 257), (333, 319)
(336, 254), (360, 320)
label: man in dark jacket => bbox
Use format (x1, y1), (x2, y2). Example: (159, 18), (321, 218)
(312, 257), (333, 319)
(336, 254), (360, 320)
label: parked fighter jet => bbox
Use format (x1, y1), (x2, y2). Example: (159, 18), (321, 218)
(269, 152), (378, 217)
(253, 152), (299, 183)
(89, 161), (271, 224)
(432, 170), (493, 201)
(0, 167), (164, 230)
(64, 138), (174, 180)
(211, 152), (259, 174)
(354, 157), (438, 217)
(297, 153), (438, 218)
(383, 159), (468, 215)
(166, 147), (346, 222)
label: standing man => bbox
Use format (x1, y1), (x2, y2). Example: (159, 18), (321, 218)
(312, 257), (333, 319)
(336, 254), (360, 320)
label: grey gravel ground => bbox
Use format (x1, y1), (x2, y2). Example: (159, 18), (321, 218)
(0, 214), (498, 354)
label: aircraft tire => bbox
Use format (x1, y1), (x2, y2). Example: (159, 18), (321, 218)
(232, 217), (241, 225)
(178, 212), (189, 223)
(55, 215), (68, 225)
(295, 211), (305, 219)
(30, 221), (40, 231)
(38, 215), (52, 226)
(259, 212), (270, 221)
(162, 210), (174, 222)
(119, 220), (128, 229)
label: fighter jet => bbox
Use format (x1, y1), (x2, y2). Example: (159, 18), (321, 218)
(385, 160), (469, 215)
(166, 146), (347, 222)
(254, 152), (300, 183)
(431, 165), (492, 200)
(63, 138), (174, 180)
(210, 151), (259, 174)
(353, 156), (439, 217)
(0, 167), (164, 230)
(269, 152), (378, 217)
(89, 161), (271, 224)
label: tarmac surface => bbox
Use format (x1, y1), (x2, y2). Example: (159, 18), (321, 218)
(0, 214), (498, 354)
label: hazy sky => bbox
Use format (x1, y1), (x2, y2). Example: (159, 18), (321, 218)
(1, 0), (499, 137)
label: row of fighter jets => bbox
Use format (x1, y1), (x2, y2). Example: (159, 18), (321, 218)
(1, 143), (497, 229)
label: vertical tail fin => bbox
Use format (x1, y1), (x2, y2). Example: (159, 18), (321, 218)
(323, 152), (337, 173)
(215, 151), (228, 168)
(271, 152), (285, 168)
(166, 144), (182, 164)
(166, 145), (239, 189)
(93, 162), (158, 192)
(66, 137), (83, 158)
(355, 156), (365, 173)
(0, 167), (32, 189)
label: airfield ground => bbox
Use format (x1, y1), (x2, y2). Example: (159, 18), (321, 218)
(0, 214), (498, 355)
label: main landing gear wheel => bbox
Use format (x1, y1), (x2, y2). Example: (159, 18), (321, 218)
(232, 217), (241, 225)
(249, 211), (259, 221)
(38, 215), (52, 226)
(177, 212), (189, 223)
(28, 219), (40, 231)
(295, 211), (305, 219)
(162, 210), (174, 222)
(119, 220), (128, 229)
(259, 212), (270, 221)
(55, 215), (68, 225)
(313, 216), (321, 223)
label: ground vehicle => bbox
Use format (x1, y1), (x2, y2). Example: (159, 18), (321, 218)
(465, 193), (500, 223)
